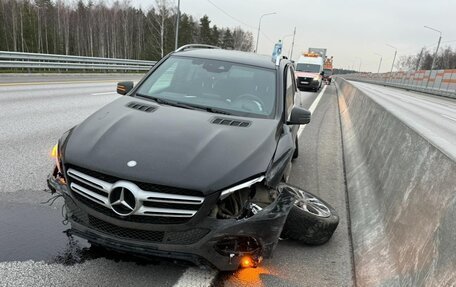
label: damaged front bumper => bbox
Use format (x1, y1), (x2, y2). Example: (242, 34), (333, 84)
(47, 173), (294, 271)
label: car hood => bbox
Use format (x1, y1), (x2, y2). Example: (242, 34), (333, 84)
(64, 97), (280, 194)
(295, 71), (319, 78)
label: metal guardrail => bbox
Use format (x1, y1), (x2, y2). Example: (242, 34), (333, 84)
(342, 70), (456, 99)
(0, 51), (155, 71)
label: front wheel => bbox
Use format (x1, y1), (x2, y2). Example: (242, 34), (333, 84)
(281, 185), (339, 245)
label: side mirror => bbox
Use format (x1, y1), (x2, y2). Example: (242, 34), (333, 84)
(117, 81), (134, 95)
(288, 106), (311, 125)
(320, 71), (325, 76)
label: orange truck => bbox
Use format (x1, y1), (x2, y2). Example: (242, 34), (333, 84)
(323, 56), (334, 84)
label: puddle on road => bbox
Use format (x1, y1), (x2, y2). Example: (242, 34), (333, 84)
(0, 195), (89, 264)
(0, 191), (191, 268)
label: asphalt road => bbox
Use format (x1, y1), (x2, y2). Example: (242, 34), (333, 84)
(349, 81), (456, 161)
(0, 74), (354, 286)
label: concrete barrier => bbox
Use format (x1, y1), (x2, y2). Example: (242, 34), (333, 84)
(336, 78), (456, 286)
(342, 70), (456, 99)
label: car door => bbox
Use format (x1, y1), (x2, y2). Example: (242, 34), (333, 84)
(284, 64), (300, 139)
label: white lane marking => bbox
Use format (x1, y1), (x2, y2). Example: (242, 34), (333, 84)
(173, 267), (218, 287)
(441, 114), (456, 122)
(297, 85), (328, 138)
(91, 92), (117, 96)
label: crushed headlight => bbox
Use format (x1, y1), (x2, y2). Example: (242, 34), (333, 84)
(219, 176), (265, 201)
(215, 177), (270, 220)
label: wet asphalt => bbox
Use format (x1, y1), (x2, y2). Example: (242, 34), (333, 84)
(0, 74), (354, 286)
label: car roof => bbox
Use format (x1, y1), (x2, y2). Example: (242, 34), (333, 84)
(173, 48), (278, 70)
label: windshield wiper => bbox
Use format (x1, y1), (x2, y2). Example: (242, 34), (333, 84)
(202, 106), (233, 115)
(135, 93), (164, 104)
(179, 102), (233, 115)
(135, 93), (198, 110)
(135, 93), (233, 115)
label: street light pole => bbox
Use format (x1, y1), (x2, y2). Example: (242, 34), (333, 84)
(424, 26), (442, 88)
(255, 12), (276, 53)
(374, 53), (382, 73)
(424, 26), (442, 70)
(415, 47), (424, 71)
(174, 0), (181, 50)
(289, 27), (296, 60)
(281, 33), (293, 57)
(386, 44), (397, 82)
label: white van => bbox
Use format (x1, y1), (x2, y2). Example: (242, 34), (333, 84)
(295, 53), (324, 91)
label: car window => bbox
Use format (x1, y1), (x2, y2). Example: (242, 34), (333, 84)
(285, 66), (295, 118)
(136, 56), (276, 118)
(148, 62), (178, 94)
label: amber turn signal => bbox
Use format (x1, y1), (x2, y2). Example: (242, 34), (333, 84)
(240, 256), (255, 268)
(51, 144), (58, 159)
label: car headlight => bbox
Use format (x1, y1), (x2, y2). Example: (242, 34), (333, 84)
(219, 176), (265, 201)
(313, 76), (319, 81)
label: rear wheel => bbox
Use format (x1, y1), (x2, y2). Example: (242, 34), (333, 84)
(281, 185), (339, 245)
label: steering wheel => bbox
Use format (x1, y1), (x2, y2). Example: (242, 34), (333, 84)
(233, 93), (266, 113)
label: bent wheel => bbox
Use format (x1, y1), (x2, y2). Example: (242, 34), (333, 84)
(281, 185), (339, 245)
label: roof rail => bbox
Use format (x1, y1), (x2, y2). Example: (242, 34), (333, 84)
(175, 44), (221, 52)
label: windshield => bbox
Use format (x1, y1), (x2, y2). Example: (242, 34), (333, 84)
(296, 63), (321, 73)
(136, 56), (276, 118)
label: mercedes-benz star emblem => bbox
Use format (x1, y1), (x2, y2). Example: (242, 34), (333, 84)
(127, 160), (137, 167)
(109, 187), (137, 216)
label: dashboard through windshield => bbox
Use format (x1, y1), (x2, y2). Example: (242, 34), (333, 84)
(135, 56), (276, 118)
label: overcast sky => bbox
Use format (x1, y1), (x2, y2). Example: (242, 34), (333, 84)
(132, 0), (455, 72)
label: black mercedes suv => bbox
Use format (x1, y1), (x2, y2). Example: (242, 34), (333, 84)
(47, 45), (338, 271)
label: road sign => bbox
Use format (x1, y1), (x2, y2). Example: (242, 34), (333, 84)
(272, 41), (283, 63)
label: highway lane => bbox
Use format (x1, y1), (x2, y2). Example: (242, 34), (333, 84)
(0, 75), (191, 287)
(0, 73), (142, 84)
(0, 75), (140, 193)
(0, 75), (353, 286)
(349, 81), (456, 161)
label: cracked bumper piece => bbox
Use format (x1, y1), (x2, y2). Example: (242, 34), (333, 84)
(48, 175), (294, 271)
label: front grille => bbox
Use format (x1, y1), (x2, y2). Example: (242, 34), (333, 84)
(65, 166), (205, 224)
(165, 228), (210, 245)
(89, 215), (165, 242)
(67, 193), (210, 245)
(298, 77), (313, 83)
(68, 165), (203, 197)
(73, 192), (189, 224)
(84, 215), (209, 245)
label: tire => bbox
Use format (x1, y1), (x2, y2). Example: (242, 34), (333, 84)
(292, 137), (299, 160)
(281, 185), (339, 245)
